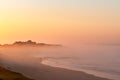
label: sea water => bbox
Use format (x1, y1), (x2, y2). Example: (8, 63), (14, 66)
(34, 45), (120, 80)
(0, 45), (120, 80)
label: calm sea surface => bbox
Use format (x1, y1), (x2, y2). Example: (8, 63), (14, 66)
(0, 45), (120, 80)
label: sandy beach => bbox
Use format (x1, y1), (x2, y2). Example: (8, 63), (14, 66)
(0, 50), (112, 80)
(2, 62), (111, 80)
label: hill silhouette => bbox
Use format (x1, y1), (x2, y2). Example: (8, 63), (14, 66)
(0, 40), (61, 47)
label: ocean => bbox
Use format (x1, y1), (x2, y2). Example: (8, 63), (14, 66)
(34, 45), (120, 80)
(0, 45), (120, 80)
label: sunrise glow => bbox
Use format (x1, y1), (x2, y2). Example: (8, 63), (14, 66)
(0, 0), (120, 44)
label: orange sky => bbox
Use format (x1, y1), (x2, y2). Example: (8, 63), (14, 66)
(0, 0), (120, 45)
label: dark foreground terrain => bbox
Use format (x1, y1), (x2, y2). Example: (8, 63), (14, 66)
(0, 66), (33, 80)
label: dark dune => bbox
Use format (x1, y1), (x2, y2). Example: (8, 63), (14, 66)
(0, 66), (33, 80)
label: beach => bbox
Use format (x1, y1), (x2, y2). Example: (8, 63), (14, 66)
(0, 61), (111, 80)
(0, 46), (114, 80)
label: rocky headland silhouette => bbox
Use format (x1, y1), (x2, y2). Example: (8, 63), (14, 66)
(0, 40), (61, 47)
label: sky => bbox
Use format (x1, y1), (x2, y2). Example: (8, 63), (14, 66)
(0, 0), (120, 45)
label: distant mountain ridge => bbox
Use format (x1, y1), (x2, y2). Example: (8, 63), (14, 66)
(0, 40), (61, 47)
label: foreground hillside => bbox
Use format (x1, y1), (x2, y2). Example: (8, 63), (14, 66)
(0, 66), (33, 80)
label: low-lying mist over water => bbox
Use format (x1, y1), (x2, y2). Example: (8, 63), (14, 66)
(0, 45), (120, 80)
(0, 0), (120, 80)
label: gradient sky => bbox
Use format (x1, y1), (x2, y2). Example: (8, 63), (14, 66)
(0, 0), (120, 45)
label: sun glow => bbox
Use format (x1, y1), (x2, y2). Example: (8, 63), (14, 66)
(0, 0), (120, 44)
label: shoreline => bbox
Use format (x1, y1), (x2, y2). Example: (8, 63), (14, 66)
(41, 63), (113, 80)
(42, 62), (116, 80)
(1, 62), (111, 80)
(0, 53), (113, 80)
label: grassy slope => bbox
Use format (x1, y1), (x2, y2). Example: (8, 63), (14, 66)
(0, 66), (33, 80)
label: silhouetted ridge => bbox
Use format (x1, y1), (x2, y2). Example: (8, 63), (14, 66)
(13, 40), (37, 45)
(0, 40), (61, 47)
